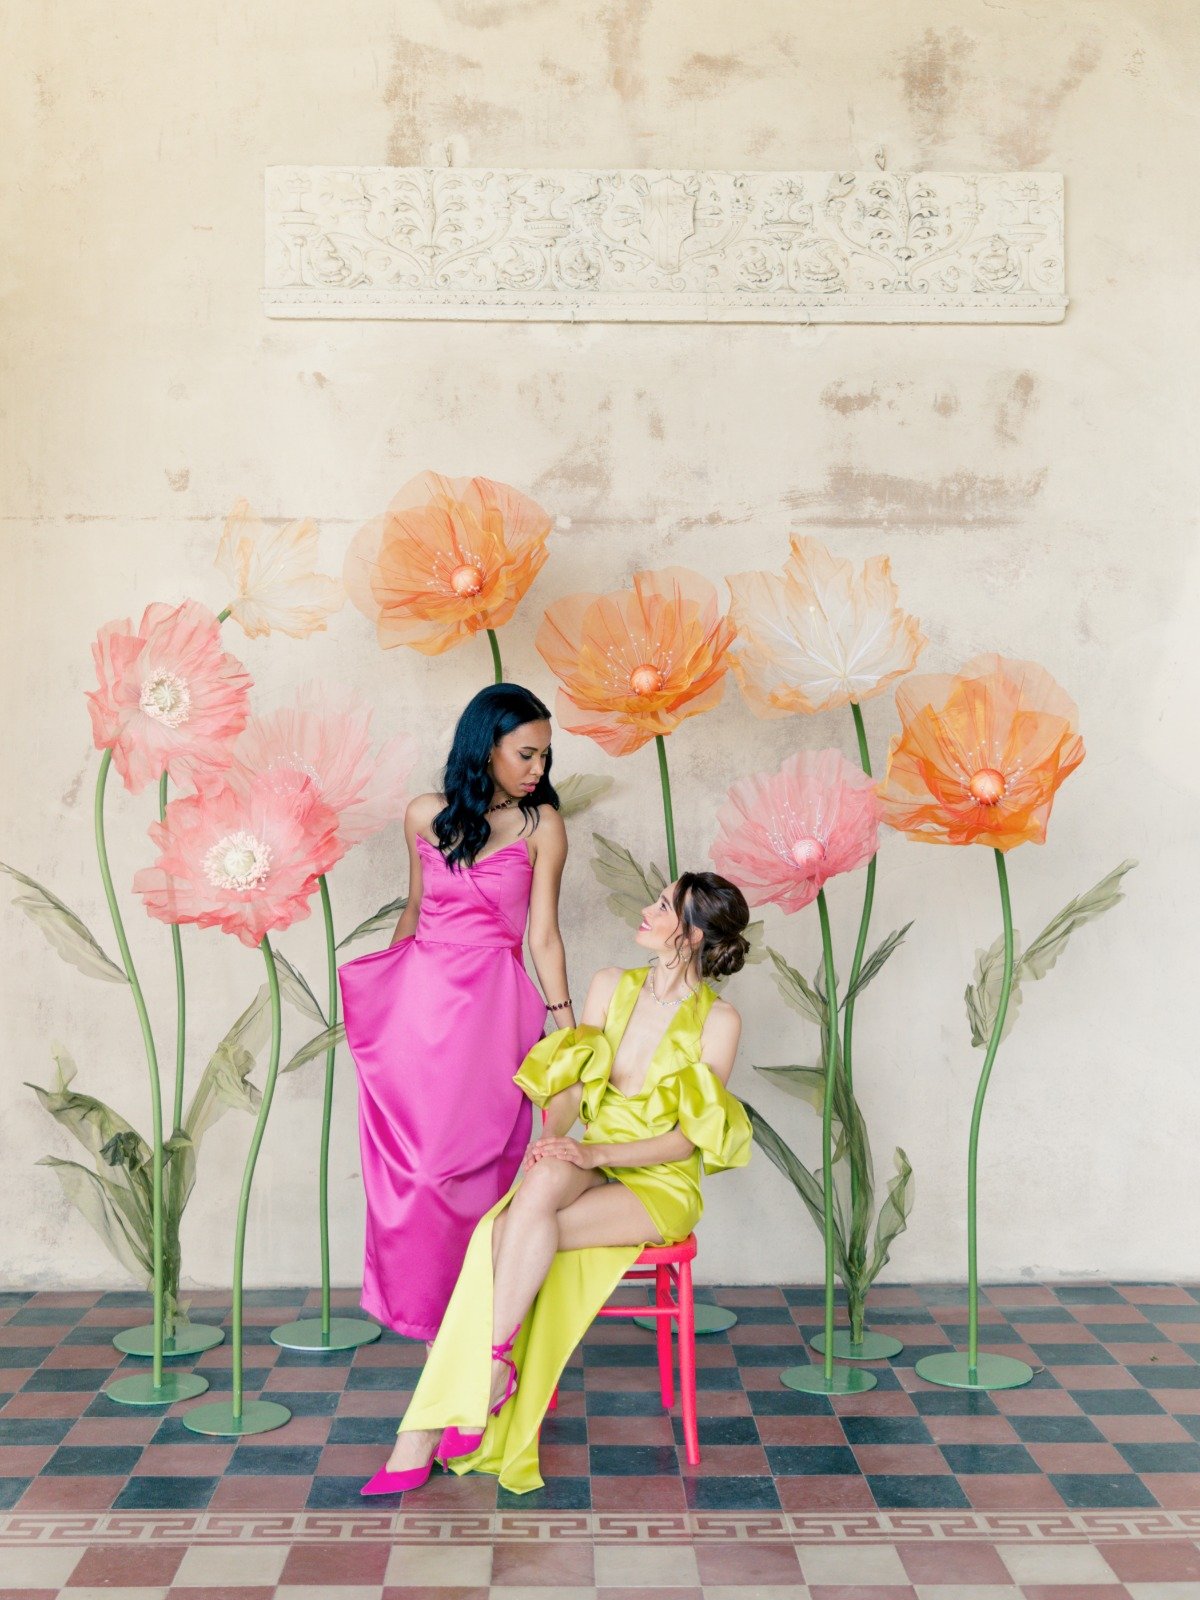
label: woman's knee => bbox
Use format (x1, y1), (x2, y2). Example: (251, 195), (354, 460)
(511, 1157), (573, 1211)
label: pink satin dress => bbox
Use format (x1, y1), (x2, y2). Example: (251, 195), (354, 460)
(338, 835), (547, 1340)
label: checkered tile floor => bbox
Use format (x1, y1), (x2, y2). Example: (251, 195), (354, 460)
(3, 1282), (1200, 1598)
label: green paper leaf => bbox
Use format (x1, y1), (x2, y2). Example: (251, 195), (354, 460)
(1019, 859), (1137, 982)
(0, 862), (127, 984)
(866, 1147), (915, 1284)
(964, 860), (1135, 1048)
(282, 1020), (346, 1074)
(555, 772), (615, 818)
(765, 945), (827, 1027)
(336, 897), (408, 950)
(38, 1157), (151, 1282)
(273, 950), (327, 1025)
(754, 1064), (828, 1115)
(181, 994), (268, 1153)
(744, 919), (766, 966)
(591, 834), (667, 930)
(964, 930), (1025, 1048)
(26, 1045), (148, 1171)
(841, 923), (914, 1008)
(742, 1099), (849, 1278)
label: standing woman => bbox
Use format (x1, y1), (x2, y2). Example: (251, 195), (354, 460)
(339, 684), (572, 1342)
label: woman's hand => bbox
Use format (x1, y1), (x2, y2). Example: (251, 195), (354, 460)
(522, 1135), (599, 1172)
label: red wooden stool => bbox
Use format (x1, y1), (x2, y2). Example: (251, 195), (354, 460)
(549, 1233), (701, 1465)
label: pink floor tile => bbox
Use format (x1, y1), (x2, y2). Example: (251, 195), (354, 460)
(1144, 1473), (1200, 1508)
(1097, 1540), (1200, 1582)
(68, 1544), (187, 1587)
(897, 1540), (1012, 1583)
(776, 1474), (877, 1510)
(960, 1473), (1068, 1509)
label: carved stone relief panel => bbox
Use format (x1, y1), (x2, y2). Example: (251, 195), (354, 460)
(263, 167), (1066, 324)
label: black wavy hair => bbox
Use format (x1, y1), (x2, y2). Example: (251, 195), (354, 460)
(432, 683), (558, 869)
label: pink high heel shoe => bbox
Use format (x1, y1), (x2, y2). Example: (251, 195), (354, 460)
(360, 1448), (437, 1497)
(437, 1329), (521, 1460)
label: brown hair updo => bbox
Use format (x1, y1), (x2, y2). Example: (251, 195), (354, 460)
(671, 871), (751, 980)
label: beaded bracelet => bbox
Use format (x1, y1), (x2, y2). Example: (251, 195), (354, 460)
(547, 998), (573, 1013)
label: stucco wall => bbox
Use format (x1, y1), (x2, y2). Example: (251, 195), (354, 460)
(2, 1), (1196, 1293)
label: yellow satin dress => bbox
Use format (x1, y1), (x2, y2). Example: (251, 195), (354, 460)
(398, 965), (752, 1494)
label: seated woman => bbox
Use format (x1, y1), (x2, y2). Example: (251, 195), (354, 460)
(362, 869), (754, 1497)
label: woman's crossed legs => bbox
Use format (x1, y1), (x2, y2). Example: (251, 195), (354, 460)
(387, 1156), (661, 1472)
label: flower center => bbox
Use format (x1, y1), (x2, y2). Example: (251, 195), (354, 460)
(450, 563), (484, 597)
(968, 768), (1006, 806)
(630, 663), (665, 696)
(139, 671), (191, 728)
(790, 836), (827, 873)
(203, 831), (272, 891)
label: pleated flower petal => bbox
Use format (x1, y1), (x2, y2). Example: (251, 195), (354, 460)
(87, 600), (253, 795)
(877, 654), (1085, 851)
(710, 748), (882, 914)
(727, 536), (926, 716)
(536, 568), (736, 757)
(232, 685), (417, 849)
(133, 772), (344, 947)
(344, 471), (552, 654)
(215, 500), (344, 639)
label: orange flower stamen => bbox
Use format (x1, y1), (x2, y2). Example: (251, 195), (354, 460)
(969, 768), (1006, 806)
(450, 563), (484, 597)
(630, 663), (665, 696)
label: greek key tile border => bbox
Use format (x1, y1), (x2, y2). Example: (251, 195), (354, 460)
(264, 167), (1066, 324)
(3, 1509), (1195, 1546)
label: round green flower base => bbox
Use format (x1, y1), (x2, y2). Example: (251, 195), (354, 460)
(780, 1363), (878, 1395)
(269, 1316), (382, 1351)
(106, 1370), (211, 1406)
(631, 1304), (738, 1336)
(112, 1322), (225, 1357)
(914, 1351), (1034, 1391)
(182, 1399), (292, 1436)
(810, 1329), (904, 1361)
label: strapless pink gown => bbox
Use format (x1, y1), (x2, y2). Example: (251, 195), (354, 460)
(339, 836), (547, 1340)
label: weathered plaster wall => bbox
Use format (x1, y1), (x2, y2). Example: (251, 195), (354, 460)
(2, 1), (1197, 1293)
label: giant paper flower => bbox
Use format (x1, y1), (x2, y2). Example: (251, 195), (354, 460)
(87, 601), (253, 795)
(232, 686), (417, 848)
(344, 471), (552, 654)
(727, 536), (926, 717)
(878, 654), (1085, 852)
(711, 748), (882, 915)
(215, 500), (343, 640)
(134, 772), (344, 947)
(536, 568), (736, 757)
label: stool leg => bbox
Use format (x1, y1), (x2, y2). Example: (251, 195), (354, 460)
(677, 1258), (699, 1466)
(655, 1264), (674, 1410)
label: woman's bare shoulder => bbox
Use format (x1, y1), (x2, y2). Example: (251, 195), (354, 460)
(405, 792), (443, 827)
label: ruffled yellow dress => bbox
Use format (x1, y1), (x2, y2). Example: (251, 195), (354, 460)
(398, 965), (752, 1493)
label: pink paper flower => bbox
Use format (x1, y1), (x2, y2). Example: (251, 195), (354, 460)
(232, 686), (417, 849)
(87, 601), (253, 795)
(710, 748), (882, 914)
(134, 773), (344, 947)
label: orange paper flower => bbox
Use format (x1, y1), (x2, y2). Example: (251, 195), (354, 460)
(215, 500), (343, 640)
(727, 536), (926, 717)
(536, 569), (736, 757)
(344, 472), (552, 655)
(878, 654), (1085, 851)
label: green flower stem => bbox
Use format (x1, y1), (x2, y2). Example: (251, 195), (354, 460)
(230, 936), (284, 1421)
(842, 700), (876, 1334)
(159, 773), (188, 1339)
(158, 776), (187, 1133)
(95, 750), (165, 1388)
(816, 888), (839, 1384)
(655, 735), (678, 881)
(217, 606), (232, 624)
(967, 850), (1015, 1370)
(317, 875), (337, 1342)
(487, 628), (503, 684)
